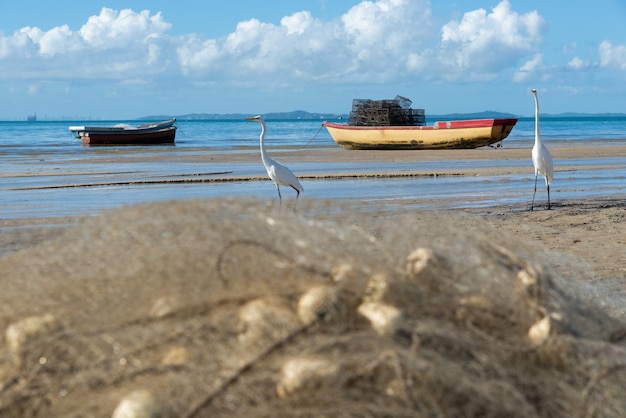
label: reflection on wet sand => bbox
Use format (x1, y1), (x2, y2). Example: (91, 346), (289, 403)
(1, 143), (625, 219)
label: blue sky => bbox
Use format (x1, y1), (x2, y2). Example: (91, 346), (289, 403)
(1, 0), (626, 119)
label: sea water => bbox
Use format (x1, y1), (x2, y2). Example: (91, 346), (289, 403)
(2, 116), (626, 149)
(0, 116), (625, 219)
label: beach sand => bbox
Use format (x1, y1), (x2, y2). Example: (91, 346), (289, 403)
(2, 142), (624, 284)
(0, 144), (624, 416)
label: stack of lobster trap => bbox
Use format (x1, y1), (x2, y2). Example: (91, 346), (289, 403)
(348, 95), (426, 126)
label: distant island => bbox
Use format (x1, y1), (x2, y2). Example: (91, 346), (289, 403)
(139, 110), (626, 121)
(139, 110), (345, 121)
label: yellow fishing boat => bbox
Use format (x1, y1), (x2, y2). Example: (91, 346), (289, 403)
(324, 96), (517, 150)
(323, 118), (518, 150)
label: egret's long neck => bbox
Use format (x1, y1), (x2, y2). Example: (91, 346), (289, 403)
(533, 94), (541, 146)
(259, 119), (270, 164)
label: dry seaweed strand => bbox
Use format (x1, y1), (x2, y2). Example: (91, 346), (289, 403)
(215, 238), (331, 288)
(579, 364), (626, 417)
(183, 314), (324, 418)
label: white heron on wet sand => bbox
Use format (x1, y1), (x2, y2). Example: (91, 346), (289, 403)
(530, 89), (553, 210)
(245, 115), (303, 204)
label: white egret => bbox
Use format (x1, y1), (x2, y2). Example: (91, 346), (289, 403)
(530, 89), (553, 210)
(245, 115), (303, 203)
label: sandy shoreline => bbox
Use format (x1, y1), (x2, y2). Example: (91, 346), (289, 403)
(2, 142), (625, 287)
(8, 141), (626, 180)
(461, 197), (626, 314)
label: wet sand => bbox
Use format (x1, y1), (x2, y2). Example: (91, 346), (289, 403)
(2, 140), (625, 217)
(0, 142), (626, 277)
(1, 142), (625, 288)
(5, 141), (626, 183)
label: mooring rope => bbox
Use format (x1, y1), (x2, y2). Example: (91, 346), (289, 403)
(297, 121), (326, 150)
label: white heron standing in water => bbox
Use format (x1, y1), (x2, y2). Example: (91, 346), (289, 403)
(530, 89), (553, 210)
(245, 115), (303, 203)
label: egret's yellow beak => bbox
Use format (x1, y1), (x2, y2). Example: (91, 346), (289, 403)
(245, 116), (260, 121)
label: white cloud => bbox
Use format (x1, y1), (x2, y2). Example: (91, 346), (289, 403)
(341, 0), (432, 62)
(178, 0), (433, 84)
(281, 11), (313, 36)
(567, 56), (588, 70)
(422, 0), (545, 80)
(177, 36), (222, 73)
(0, 27), (42, 59)
(178, 16), (308, 79)
(513, 53), (543, 82)
(79, 8), (171, 49)
(38, 25), (82, 56)
(0, 8), (173, 80)
(598, 40), (626, 70)
(0, 1), (553, 88)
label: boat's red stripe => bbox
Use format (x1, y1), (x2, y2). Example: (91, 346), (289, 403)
(324, 118), (517, 130)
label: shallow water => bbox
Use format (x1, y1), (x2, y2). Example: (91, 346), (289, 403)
(1, 149), (624, 219)
(1, 118), (626, 219)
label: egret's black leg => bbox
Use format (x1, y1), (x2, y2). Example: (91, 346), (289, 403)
(531, 174), (538, 211)
(291, 187), (300, 212)
(547, 184), (551, 210)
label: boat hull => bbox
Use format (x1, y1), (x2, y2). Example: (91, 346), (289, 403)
(323, 118), (518, 150)
(69, 118), (177, 141)
(80, 126), (177, 146)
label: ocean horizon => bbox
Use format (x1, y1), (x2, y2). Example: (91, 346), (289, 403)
(8, 109), (626, 123)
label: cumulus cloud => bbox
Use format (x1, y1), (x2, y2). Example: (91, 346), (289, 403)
(177, 0), (434, 83)
(0, 27), (42, 59)
(0, 8), (172, 79)
(567, 56), (588, 70)
(598, 40), (626, 70)
(79, 8), (171, 48)
(341, 0), (433, 69)
(410, 0), (545, 81)
(0, 1), (555, 88)
(38, 25), (81, 56)
(513, 53), (543, 82)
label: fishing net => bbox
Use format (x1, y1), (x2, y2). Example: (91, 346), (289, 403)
(0, 198), (624, 417)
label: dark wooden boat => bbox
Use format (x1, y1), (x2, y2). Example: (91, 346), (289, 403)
(69, 119), (177, 146)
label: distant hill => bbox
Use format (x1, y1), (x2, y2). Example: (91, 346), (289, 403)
(139, 110), (345, 121)
(539, 112), (626, 118)
(139, 110), (626, 121)
(427, 111), (518, 120)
